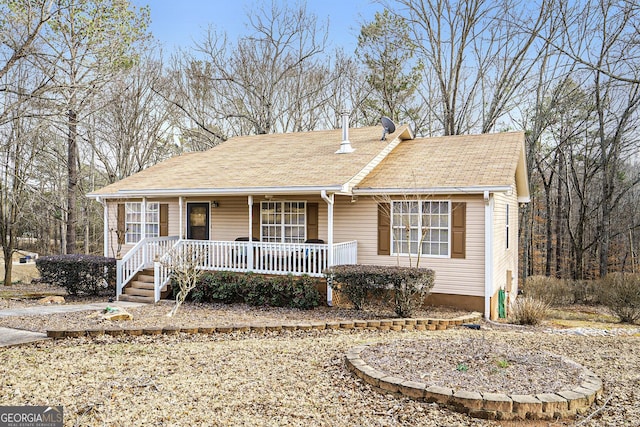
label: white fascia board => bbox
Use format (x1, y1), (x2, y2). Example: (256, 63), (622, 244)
(352, 186), (513, 196)
(343, 131), (409, 193)
(87, 185), (345, 199)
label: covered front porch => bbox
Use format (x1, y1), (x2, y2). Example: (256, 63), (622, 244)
(103, 191), (356, 305)
(117, 236), (357, 304)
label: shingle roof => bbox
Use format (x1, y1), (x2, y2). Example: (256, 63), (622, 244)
(90, 126), (412, 196)
(354, 131), (526, 192)
(89, 127), (527, 198)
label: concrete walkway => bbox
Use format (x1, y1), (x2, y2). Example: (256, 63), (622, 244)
(0, 301), (145, 347)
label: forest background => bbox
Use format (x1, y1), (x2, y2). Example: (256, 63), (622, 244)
(1, 0), (638, 286)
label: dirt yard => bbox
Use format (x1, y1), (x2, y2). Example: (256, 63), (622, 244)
(1, 284), (638, 426)
(0, 260), (39, 285)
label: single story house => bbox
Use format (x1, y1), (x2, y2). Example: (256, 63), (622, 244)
(88, 114), (529, 319)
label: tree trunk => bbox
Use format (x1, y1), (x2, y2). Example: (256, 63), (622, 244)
(66, 109), (77, 254)
(2, 245), (12, 286)
(555, 151), (565, 278)
(544, 182), (552, 276)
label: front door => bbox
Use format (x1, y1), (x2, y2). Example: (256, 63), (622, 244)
(187, 203), (209, 240)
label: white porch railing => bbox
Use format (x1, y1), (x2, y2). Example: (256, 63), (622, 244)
(149, 239), (358, 302)
(333, 240), (358, 265)
(116, 236), (179, 299)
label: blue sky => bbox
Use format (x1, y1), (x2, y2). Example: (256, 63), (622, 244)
(133, 0), (383, 53)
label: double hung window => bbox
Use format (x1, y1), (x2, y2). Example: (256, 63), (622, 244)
(391, 200), (450, 256)
(125, 202), (159, 244)
(261, 201), (306, 243)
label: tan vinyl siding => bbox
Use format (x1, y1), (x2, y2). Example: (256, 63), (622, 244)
(107, 198), (180, 258)
(205, 195), (329, 242)
(207, 197), (250, 241)
(333, 195), (486, 297)
(491, 184), (519, 297)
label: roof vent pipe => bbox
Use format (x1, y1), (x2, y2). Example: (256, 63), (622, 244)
(335, 109), (355, 154)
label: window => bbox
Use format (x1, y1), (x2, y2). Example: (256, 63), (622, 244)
(506, 203), (510, 250)
(125, 202), (159, 244)
(261, 201), (306, 243)
(391, 200), (450, 256)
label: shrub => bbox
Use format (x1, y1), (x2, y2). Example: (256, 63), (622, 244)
(510, 296), (549, 325)
(521, 276), (574, 306)
(598, 273), (640, 324)
(572, 279), (601, 305)
(36, 254), (116, 296)
(521, 275), (603, 306)
(326, 265), (435, 317)
(189, 271), (244, 304)
(245, 274), (321, 310)
(181, 271), (321, 310)
(324, 265), (374, 310)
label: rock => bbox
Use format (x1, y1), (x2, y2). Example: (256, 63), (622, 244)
(103, 311), (133, 321)
(102, 306), (133, 321)
(39, 295), (65, 305)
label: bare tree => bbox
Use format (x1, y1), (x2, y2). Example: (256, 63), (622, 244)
(0, 66), (49, 285)
(386, 0), (552, 135)
(162, 246), (204, 317)
(30, 0), (150, 254)
(163, 0), (335, 148)
(90, 50), (176, 184)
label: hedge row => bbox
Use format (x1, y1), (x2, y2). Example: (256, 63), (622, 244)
(36, 254), (116, 296)
(179, 271), (321, 310)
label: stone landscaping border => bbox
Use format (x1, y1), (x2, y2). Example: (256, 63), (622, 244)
(44, 312), (483, 339)
(345, 342), (603, 421)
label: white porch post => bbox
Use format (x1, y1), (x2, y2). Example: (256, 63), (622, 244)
(141, 197), (147, 264)
(99, 198), (109, 257)
(179, 196), (184, 239)
(141, 197), (147, 240)
(248, 195), (254, 270)
(484, 191), (494, 320)
(321, 190), (334, 306)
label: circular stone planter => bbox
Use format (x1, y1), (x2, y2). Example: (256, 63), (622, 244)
(345, 342), (603, 421)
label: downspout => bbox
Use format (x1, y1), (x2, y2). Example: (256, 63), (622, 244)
(484, 191), (494, 320)
(98, 196), (121, 299)
(179, 196), (184, 239)
(97, 197), (109, 258)
(141, 197), (147, 265)
(321, 190), (334, 306)
(248, 195), (254, 270)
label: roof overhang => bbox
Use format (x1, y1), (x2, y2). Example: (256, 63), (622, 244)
(87, 185), (345, 200)
(352, 186), (513, 196)
(515, 139), (531, 203)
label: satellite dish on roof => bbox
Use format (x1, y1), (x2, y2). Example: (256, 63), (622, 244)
(380, 116), (396, 141)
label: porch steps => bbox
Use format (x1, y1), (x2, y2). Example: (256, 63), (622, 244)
(119, 269), (171, 304)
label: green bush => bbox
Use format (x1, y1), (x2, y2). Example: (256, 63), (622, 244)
(326, 265), (435, 317)
(323, 265), (374, 310)
(36, 254), (116, 296)
(180, 271), (320, 310)
(598, 273), (640, 324)
(510, 296), (549, 325)
(189, 271), (244, 303)
(245, 274), (320, 309)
